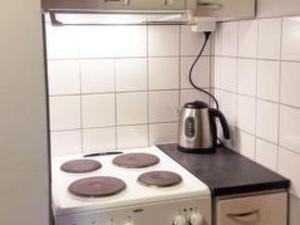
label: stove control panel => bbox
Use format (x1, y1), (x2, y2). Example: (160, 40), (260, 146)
(55, 197), (211, 225)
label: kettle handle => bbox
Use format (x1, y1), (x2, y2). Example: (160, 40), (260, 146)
(209, 108), (230, 139)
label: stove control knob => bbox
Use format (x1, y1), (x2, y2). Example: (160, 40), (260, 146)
(174, 215), (188, 225)
(189, 212), (204, 225)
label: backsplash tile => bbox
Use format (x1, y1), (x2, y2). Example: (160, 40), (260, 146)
(257, 60), (280, 102)
(81, 59), (115, 94)
(82, 127), (116, 153)
(282, 17), (300, 61)
(237, 59), (257, 96)
(214, 17), (300, 206)
(238, 20), (258, 58)
(257, 18), (282, 60)
(47, 24), (212, 155)
(48, 60), (81, 96)
(116, 92), (148, 125)
(82, 94), (115, 128)
(149, 57), (180, 90)
(115, 58), (147, 92)
(49, 96), (81, 130)
(148, 25), (180, 57)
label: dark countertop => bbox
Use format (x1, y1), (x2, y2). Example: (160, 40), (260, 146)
(158, 144), (290, 197)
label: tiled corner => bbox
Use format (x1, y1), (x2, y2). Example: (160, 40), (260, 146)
(281, 62), (300, 107)
(219, 57), (238, 92)
(237, 130), (256, 160)
(279, 105), (300, 154)
(181, 25), (211, 56)
(237, 95), (256, 134)
(215, 16), (300, 210)
(256, 100), (279, 143)
(221, 22), (238, 56)
(219, 90), (237, 127)
(278, 147), (300, 197)
(256, 139), (278, 171)
(180, 56), (210, 89)
(257, 60), (280, 102)
(180, 89), (210, 106)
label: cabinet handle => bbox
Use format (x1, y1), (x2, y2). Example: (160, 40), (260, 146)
(197, 2), (223, 10)
(227, 209), (260, 218)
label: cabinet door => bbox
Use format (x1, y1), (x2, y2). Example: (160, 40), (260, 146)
(194, 0), (255, 20)
(216, 192), (287, 225)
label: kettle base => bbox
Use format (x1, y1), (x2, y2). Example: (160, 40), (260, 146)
(177, 145), (217, 154)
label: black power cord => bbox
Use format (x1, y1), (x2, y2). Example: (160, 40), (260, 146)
(188, 31), (220, 110)
(189, 31), (224, 147)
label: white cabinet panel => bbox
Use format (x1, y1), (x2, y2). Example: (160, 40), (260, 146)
(195, 0), (255, 21)
(216, 192), (287, 225)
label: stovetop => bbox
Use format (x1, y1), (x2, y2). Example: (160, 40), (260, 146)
(51, 146), (210, 216)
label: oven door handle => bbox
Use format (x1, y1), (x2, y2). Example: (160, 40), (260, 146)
(227, 209), (260, 218)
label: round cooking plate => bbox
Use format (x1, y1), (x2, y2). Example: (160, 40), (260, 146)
(138, 171), (182, 188)
(113, 153), (160, 168)
(68, 176), (126, 198)
(61, 159), (102, 174)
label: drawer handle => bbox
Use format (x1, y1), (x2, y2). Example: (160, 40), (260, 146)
(227, 209), (260, 218)
(197, 2), (223, 10)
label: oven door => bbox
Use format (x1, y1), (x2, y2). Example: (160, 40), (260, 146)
(216, 192), (287, 225)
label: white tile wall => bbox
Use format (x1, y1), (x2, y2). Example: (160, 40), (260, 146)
(237, 59), (257, 96)
(214, 17), (300, 220)
(46, 23), (212, 155)
(81, 59), (115, 94)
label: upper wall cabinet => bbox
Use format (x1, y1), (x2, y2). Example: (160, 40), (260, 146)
(257, 0), (300, 18)
(194, 0), (256, 21)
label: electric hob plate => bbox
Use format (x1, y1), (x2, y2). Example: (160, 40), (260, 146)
(61, 159), (102, 174)
(138, 171), (182, 188)
(68, 176), (126, 198)
(112, 153), (160, 168)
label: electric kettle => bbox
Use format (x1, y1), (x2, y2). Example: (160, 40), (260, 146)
(178, 101), (230, 153)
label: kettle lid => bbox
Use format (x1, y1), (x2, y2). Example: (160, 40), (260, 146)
(184, 101), (208, 109)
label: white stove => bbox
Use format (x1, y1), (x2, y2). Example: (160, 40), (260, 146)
(52, 146), (211, 225)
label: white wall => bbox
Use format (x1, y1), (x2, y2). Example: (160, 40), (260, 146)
(46, 23), (212, 156)
(213, 16), (300, 225)
(0, 1), (50, 225)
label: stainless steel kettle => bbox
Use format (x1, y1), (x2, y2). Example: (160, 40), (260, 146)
(178, 101), (230, 153)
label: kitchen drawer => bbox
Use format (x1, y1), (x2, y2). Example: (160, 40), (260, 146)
(216, 192), (288, 225)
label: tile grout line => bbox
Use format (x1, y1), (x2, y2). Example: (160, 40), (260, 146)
(113, 25), (118, 151)
(235, 21), (239, 152)
(146, 24), (151, 147)
(276, 17), (284, 172)
(78, 59), (84, 154)
(253, 19), (259, 161)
